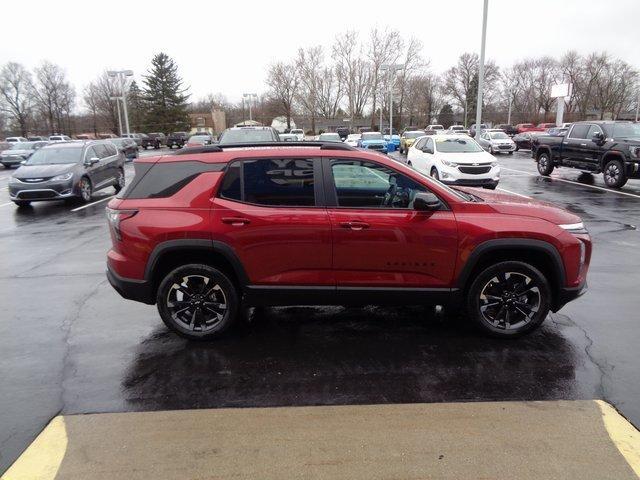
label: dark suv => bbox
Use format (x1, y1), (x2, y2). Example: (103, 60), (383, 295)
(107, 142), (591, 340)
(141, 133), (165, 149)
(10, 141), (125, 207)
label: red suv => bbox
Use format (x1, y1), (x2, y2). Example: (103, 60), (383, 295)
(106, 142), (591, 339)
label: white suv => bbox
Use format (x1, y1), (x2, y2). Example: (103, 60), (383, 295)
(407, 134), (500, 189)
(290, 129), (305, 141)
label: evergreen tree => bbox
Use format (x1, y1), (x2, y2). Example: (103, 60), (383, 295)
(142, 53), (190, 132)
(127, 80), (145, 132)
(438, 104), (454, 128)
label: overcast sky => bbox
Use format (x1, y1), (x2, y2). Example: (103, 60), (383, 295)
(2, 0), (638, 104)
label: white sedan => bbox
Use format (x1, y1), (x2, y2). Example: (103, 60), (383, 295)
(407, 134), (500, 189)
(344, 133), (361, 147)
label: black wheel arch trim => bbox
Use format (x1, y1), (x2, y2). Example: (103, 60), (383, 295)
(144, 239), (250, 287)
(456, 238), (567, 291)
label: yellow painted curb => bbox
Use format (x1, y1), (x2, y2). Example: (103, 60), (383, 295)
(1, 416), (67, 480)
(597, 400), (640, 478)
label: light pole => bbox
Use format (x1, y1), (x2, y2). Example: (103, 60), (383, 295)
(474, 0), (489, 139)
(108, 70), (134, 135)
(381, 64), (403, 134)
(507, 89), (513, 125)
(110, 96), (123, 136)
(635, 88), (639, 122)
(243, 93), (257, 122)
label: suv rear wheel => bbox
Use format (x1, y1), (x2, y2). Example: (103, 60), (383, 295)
(467, 261), (551, 337)
(157, 264), (239, 340)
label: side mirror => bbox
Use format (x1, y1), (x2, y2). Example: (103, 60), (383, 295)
(414, 192), (442, 211)
(85, 157), (100, 166)
(592, 132), (604, 143)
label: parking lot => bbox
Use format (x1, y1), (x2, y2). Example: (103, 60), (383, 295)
(1, 148), (640, 473)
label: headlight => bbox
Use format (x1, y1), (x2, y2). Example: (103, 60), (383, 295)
(441, 159), (457, 167)
(490, 161), (499, 167)
(8, 176), (21, 184)
(630, 146), (640, 159)
(559, 222), (589, 234)
(51, 172), (73, 181)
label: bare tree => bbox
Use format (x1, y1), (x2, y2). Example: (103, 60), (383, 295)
(0, 62), (34, 136)
(84, 72), (120, 134)
(33, 61), (75, 135)
(444, 53), (478, 126)
(316, 66), (343, 118)
(367, 28), (402, 128)
(332, 31), (373, 122)
(295, 46), (323, 133)
(266, 61), (298, 130)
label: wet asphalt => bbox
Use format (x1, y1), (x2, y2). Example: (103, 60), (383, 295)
(1, 149), (639, 472)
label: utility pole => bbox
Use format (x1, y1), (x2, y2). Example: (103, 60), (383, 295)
(507, 89), (512, 125)
(381, 64), (403, 134)
(474, 0), (489, 139)
(635, 89), (639, 122)
(243, 93), (257, 122)
(108, 70), (134, 135)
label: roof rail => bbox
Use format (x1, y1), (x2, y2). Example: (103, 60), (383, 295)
(172, 141), (356, 154)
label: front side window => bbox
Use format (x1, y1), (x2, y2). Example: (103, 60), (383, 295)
(587, 125), (603, 138)
(219, 158), (316, 207)
(330, 160), (426, 209)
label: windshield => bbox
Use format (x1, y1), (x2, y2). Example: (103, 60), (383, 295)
(346, 134), (361, 141)
(404, 131), (424, 139)
(25, 147), (82, 165)
(611, 123), (640, 138)
(290, 129), (303, 134)
(435, 137), (483, 153)
(490, 132), (509, 139)
(362, 132), (383, 140)
(11, 142), (36, 150)
(450, 126), (463, 130)
(190, 135), (209, 141)
(430, 125), (444, 130)
(319, 133), (341, 141)
(219, 129), (275, 144)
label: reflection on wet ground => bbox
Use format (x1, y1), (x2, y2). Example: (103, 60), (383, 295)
(122, 306), (598, 411)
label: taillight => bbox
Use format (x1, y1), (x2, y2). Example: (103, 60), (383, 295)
(106, 207), (138, 241)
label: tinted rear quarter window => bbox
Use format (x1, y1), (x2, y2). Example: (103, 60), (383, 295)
(569, 125), (590, 139)
(121, 161), (224, 199)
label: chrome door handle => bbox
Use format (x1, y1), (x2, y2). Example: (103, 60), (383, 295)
(221, 217), (250, 226)
(580, 143), (587, 147)
(340, 221), (370, 231)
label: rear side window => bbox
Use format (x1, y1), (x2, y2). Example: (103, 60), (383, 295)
(219, 158), (316, 207)
(120, 161), (225, 199)
(569, 125), (590, 139)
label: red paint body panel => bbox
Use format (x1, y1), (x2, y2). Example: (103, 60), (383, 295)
(328, 209), (458, 287)
(107, 147), (592, 299)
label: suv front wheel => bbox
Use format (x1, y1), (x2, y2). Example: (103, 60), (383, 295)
(157, 264), (239, 340)
(467, 261), (551, 337)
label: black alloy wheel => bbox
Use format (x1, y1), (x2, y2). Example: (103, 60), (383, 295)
(79, 177), (92, 203)
(467, 261), (551, 337)
(603, 159), (627, 188)
(537, 153), (554, 176)
(157, 264), (239, 340)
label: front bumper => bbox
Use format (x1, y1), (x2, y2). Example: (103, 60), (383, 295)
(553, 281), (588, 312)
(9, 178), (77, 201)
(437, 164), (501, 187)
(362, 145), (388, 153)
(107, 265), (154, 305)
(492, 143), (516, 152)
(1, 155), (26, 166)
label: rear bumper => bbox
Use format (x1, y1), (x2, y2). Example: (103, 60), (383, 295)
(107, 266), (154, 305)
(553, 281), (588, 312)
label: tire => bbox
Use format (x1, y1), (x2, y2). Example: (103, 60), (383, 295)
(113, 168), (125, 193)
(508, 151), (513, 155)
(466, 260), (551, 337)
(78, 176), (92, 203)
(537, 152), (554, 176)
(603, 159), (627, 189)
(156, 264), (239, 340)
(515, 145), (520, 152)
(489, 146), (495, 154)
(430, 167), (440, 180)
(13, 200), (31, 207)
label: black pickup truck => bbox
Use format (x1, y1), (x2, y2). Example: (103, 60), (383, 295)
(166, 131), (189, 149)
(531, 121), (640, 188)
